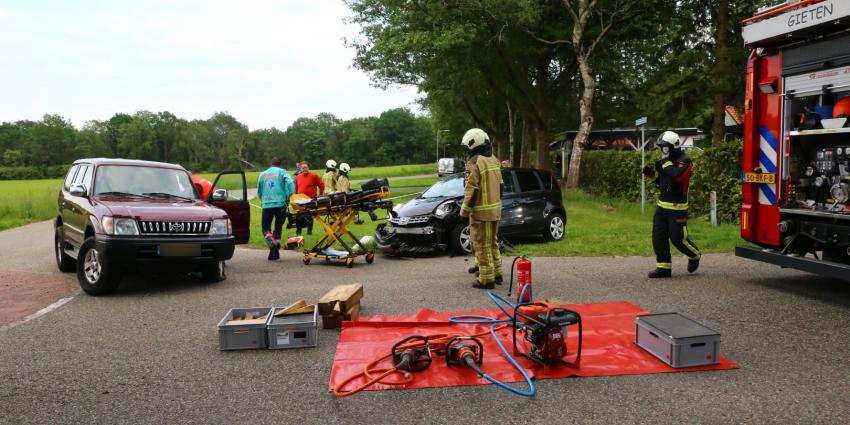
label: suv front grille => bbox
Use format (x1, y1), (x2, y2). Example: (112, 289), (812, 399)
(390, 215), (430, 226)
(139, 220), (210, 235)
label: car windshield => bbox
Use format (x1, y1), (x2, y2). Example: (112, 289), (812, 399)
(94, 165), (198, 200)
(421, 174), (464, 198)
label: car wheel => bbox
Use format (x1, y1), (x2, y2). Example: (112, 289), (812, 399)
(55, 227), (76, 273)
(76, 237), (121, 295)
(202, 260), (226, 282)
(450, 223), (473, 255)
(544, 214), (566, 241)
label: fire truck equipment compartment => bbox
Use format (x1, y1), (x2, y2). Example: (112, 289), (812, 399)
(328, 301), (736, 392)
(266, 305), (318, 349)
(635, 313), (720, 368)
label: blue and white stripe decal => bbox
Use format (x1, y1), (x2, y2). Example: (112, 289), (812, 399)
(758, 125), (778, 205)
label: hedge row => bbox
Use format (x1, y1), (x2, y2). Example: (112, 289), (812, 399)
(0, 165), (69, 180)
(579, 141), (743, 223)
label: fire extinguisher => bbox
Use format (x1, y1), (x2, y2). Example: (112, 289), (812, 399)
(507, 256), (532, 304)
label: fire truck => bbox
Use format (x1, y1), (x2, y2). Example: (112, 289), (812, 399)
(736, 0), (850, 281)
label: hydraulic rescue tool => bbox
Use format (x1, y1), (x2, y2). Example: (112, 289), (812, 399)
(445, 337), (484, 369)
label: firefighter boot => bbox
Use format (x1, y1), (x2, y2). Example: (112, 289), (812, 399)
(648, 268), (672, 278)
(472, 280), (496, 290)
(687, 259), (700, 273)
(468, 266), (479, 274)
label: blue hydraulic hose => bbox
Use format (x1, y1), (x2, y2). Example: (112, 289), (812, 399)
(447, 288), (536, 397)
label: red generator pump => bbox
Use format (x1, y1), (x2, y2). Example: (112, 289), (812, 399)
(508, 256), (532, 304)
(736, 0), (850, 281)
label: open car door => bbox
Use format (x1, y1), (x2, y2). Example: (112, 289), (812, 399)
(208, 171), (250, 244)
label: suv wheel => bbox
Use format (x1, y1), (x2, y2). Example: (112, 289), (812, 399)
(450, 223), (473, 255)
(55, 227), (76, 272)
(76, 237), (121, 295)
(202, 260), (226, 282)
(544, 213), (565, 241)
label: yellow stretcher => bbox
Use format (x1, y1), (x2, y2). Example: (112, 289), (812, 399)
(289, 186), (393, 268)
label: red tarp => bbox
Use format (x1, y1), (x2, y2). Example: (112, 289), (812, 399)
(329, 301), (737, 392)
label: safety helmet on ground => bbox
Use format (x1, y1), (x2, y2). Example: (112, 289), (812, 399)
(834, 97), (850, 119)
(339, 163), (350, 173)
(656, 131), (682, 149)
(326, 159), (337, 169)
(461, 128), (490, 150)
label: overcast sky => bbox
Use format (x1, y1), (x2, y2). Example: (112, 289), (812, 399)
(0, 0), (420, 130)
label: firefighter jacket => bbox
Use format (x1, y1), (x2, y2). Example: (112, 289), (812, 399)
(322, 170), (337, 193)
(461, 154), (503, 221)
(650, 150), (693, 210)
(336, 173), (351, 193)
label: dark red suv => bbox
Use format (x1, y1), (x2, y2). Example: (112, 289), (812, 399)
(54, 159), (250, 295)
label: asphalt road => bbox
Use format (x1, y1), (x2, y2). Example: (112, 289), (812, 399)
(1, 221), (849, 424)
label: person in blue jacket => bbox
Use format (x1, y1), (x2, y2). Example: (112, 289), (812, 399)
(258, 157), (295, 260)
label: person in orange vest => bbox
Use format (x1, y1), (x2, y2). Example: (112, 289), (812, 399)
(192, 175), (213, 201)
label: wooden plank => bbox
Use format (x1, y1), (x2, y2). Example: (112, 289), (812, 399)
(343, 303), (360, 321)
(318, 283), (363, 315)
(322, 313), (342, 329)
(274, 300), (307, 317)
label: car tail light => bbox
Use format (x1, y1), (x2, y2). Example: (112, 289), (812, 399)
(538, 168), (561, 190)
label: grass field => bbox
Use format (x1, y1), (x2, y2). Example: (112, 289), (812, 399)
(511, 190), (743, 257)
(0, 179), (62, 231)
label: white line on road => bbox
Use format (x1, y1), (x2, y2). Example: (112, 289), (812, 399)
(0, 294), (77, 332)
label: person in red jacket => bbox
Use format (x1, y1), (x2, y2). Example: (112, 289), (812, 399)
(294, 161), (325, 235)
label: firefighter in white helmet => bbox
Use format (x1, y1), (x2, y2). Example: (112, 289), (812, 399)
(642, 131), (702, 278)
(323, 159), (338, 193)
(336, 163), (351, 193)
(459, 128), (504, 289)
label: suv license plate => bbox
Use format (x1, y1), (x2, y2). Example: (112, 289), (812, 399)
(158, 244), (201, 257)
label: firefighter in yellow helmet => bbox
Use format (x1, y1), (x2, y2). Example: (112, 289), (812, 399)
(459, 128), (503, 289)
(323, 159), (338, 193)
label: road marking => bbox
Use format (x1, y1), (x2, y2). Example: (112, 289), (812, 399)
(0, 294), (76, 332)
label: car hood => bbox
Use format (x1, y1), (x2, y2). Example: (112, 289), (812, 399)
(396, 196), (460, 217)
(94, 198), (227, 221)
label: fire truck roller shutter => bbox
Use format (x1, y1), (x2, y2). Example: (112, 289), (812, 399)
(783, 34), (850, 76)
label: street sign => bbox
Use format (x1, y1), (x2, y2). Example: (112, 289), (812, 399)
(635, 116), (647, 127)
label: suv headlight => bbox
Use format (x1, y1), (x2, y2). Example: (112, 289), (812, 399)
(101, 216), (139, 236)
(433, 201), (455, 219)
(209, 218), (231, 235)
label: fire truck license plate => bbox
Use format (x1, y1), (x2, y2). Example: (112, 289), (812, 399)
(744, 173), (775, 184)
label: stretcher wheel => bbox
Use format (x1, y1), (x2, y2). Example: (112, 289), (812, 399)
(302, 255), (311, 265)
(345, 257), (354, 268)
(365, 251), (375, 264)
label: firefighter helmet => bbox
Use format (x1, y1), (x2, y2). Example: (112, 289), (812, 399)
(339, 163), (350, 173)
(461, 128), (490, 150)
(834, 97), (850, 119)
(326, 159), (337, 169)
(656, 131), (682, 149)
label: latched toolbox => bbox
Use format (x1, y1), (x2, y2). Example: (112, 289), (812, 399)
(217, 307), (273, 351)
(266, 305), (318, 349)
(635, 313), (720, 368)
